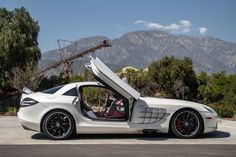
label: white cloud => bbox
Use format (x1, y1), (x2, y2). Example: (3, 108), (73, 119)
(134, 19), (209, 35)
(134, 19), (192, 33)
(180, 20), (192, 33)
(146, 22), (163, 29)
(199, 27), (208, 35)
(134, 20), (146, 24)
(180, 20), (192, 28)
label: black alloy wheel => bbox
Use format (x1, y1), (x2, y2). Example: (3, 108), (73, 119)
(43, 110), (74, 140)
(171, 109), (203, 138)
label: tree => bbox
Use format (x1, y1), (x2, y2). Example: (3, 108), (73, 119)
(198, 71), (229, 103)
(197, 71), (236, 117)
(173, 80), (190, 100)
(222, 73), (236, 106)
(118, 68), (159, 97)
(11, 60), (43, 93)
(0, 7), (40, 88)
(148, 56), (198, 100)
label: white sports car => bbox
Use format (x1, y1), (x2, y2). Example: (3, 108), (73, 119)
(18, 56), (220, 140)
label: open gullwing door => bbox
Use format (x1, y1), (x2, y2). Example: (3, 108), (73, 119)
(88, 56), (140, 100)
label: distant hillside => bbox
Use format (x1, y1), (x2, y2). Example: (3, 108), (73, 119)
(39, 30), (236, 75)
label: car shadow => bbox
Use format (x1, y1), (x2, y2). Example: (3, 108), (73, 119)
(31, 133), (48, 140)
(136, 130), (231, 141)
(72, 133), (170, 141)
(31, 130), (230, 141)
(31, 133), (170, 141)
(196, 130), (230, 139)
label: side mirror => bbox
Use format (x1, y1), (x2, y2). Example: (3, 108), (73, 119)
(72, 97), (79, 106)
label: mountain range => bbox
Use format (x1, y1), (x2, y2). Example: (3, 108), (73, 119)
(39, 30), (236, 75)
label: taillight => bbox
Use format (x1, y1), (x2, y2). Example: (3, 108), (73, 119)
(21, 98), (38, 107)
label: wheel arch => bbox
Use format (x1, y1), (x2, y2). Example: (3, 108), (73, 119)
(40, 108), (77, 133)
(168, 107), (205, 134)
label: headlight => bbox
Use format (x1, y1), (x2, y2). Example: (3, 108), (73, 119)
(204, 106), (217, 114)
(21, 98), (38, 107)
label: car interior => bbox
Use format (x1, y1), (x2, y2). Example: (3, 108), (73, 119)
(79, 86), (129, 121)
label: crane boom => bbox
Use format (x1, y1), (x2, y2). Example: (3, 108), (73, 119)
(39, 40), (111, 74)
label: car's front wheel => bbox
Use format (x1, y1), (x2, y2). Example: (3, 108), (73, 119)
(171, 109), (203, 138)
(42, 110), (74, 140)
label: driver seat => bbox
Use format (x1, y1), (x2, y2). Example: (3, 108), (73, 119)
(79, 88), (97, 119)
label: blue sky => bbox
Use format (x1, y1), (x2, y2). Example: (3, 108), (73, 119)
(1, 0), (236, 52)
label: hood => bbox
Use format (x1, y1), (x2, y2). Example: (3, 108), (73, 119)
(87, 56), (140, 100)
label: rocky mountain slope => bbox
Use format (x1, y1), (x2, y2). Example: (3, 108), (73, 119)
(40, 30), (236, 74)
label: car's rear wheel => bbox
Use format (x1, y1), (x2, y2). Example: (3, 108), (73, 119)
(42, 110), (74, 140)
(171, 109), (203, 138)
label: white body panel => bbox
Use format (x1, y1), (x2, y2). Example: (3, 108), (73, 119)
(90, 56), (140, 100)
(18, 56), (219, 137)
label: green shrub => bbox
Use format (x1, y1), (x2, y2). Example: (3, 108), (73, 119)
(0, 105), (17, 116)
(67, 74), (84, 83)
(208, 103), (236, 118)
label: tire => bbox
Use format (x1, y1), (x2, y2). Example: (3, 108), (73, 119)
(171, 109), (203, 138)
(42, 110), (75, 140)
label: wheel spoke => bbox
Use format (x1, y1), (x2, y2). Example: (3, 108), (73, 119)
(53, 115), (57, 121)
(180, 114), (185, 121)
(48, 122), (56, 125)
(186, 113), (191, 120)
(60, 116), (67, 123)
(52, 128), (58, 135)
(48, 125), (56, 130)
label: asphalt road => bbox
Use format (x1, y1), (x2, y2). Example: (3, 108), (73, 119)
(0, 116), (236, 157)
(0, 116), (236, 144)
(1, 145), (236, 157)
